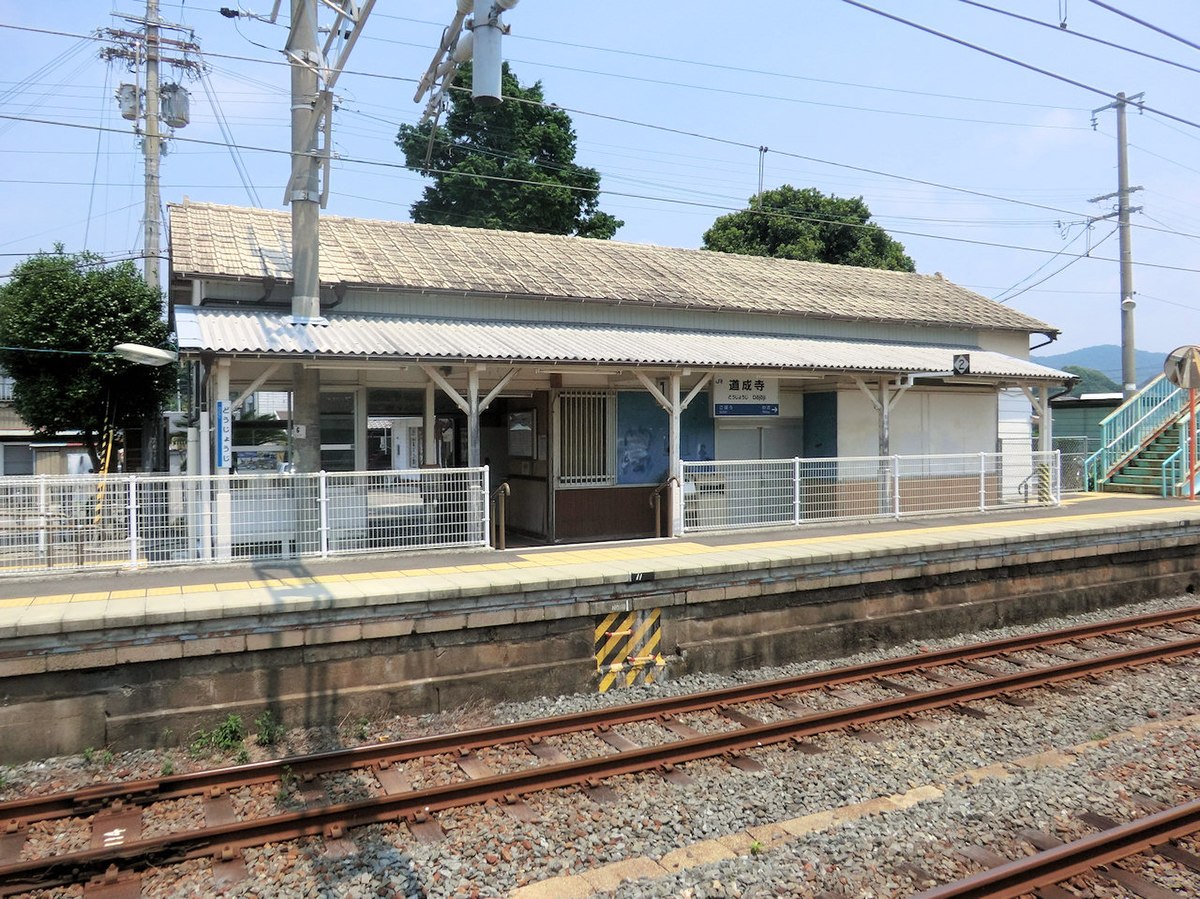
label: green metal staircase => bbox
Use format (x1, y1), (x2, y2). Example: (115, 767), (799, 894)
(1086, 374), (1195, 496)
(1103, 426), (1181, 494)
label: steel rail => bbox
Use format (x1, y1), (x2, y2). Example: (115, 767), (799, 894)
(4, 604), (1196, 828)
(2, 633), (1198, 896)
(914, 798), (1200, 898)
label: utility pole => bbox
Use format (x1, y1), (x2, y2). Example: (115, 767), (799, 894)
(286, 0), (324, 324)
(102, 2), (201, 292)
(1090, 91), (1144, 399)
(217, 1), (516, 474)
(144, 0), (161, 292)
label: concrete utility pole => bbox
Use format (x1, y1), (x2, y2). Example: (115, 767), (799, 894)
(1091, 91), (1144, 400)
(286, 0), (323, 324)
(102, 1), (200, 291)
(143, 0), (162, 291)
(280, 0), (378, 324)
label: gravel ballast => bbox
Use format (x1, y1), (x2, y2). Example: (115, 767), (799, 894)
(3, 594), (1199, 898)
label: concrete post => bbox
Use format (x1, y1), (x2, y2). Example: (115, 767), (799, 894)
(214, 358), (232, 562)
(1039, 386), (1052, 452)
(288, 0), (322, 322)
(669, 373), (682, 536)
(1116, 93), (1137, 399)
(424, 379), (437, 466)
(292, 365), (322, 473)
(198, 375), (212, 561)
(467, 367), (481, 468)
(878, 380), (890, 457)
(143, 0), (162, 291)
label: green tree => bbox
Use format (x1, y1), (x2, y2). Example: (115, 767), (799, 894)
(703, 185), (915, 271)
(397, 62), (622, 238)
(1062, 365), (1120, 397)
(0, 248), (174, 471)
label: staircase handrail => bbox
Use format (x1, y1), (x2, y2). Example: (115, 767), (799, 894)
(1162, 444), (1185, 497)
(1092, 374), (1185, 484)
(1162, 415), (1198, 498)
(1097, 373), (1167, 426)
(1084, 446), (1105, 491)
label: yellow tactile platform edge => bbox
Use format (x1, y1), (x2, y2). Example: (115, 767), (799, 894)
(0, 495), (1191, 610)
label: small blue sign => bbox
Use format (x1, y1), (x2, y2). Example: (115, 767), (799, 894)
(714, 403), (780, 416)
(216, 400), (232, 469)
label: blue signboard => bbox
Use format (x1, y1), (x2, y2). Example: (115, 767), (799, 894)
(712, 374), (779, 417)
(216, 400), (232, 469)
(714, 403), (780, 416)
(616, 392), (714, 485)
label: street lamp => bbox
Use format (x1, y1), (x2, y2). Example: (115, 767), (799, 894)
(113, 342), (178, 366)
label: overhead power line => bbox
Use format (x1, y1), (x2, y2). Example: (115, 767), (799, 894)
(369, 11), (1089, 111)
(6, 111), (1199, 277)
(957, 0), (1200, 77)
(0, 20), (1108, 223)
(1086, 0), (1200, 54)
(839, 0), (1200, 132)
(996, 227), (1118, 304)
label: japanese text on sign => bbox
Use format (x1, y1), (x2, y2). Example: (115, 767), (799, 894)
(712, 373), (779, 417)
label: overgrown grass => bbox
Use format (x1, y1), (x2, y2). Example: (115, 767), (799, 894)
(189, 714), (246, 758)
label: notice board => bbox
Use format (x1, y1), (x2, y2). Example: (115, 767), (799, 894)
(616, 391), (715, 485)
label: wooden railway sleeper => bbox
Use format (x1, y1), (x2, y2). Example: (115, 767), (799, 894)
(6, 625), (1200, 896)
(5, 606), (1199, 835)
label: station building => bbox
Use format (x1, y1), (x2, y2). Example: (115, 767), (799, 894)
(168, 200), (1071, 545)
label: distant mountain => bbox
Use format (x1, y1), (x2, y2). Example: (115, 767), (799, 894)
(1032, 344), (1166, 386)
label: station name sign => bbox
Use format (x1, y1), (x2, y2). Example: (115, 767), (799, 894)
(712, 373), (779, 417)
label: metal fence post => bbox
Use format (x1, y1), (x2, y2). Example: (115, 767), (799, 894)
(793, 457), (801, 526)
(128, 475), (139, 567)
(892, 455), (901, 519)
(482, 465), (491, 547)
(979, 452), (987, 512)
(318, 470), (329, 558)
(36, 475), (47, 561)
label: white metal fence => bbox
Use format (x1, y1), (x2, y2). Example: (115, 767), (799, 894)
(0, 468), (488, 575)
(681, 451), (1060, 532)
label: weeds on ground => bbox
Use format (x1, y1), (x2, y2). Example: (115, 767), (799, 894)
(276, 764), (297, 806)
(254, 709), (286, 747)
(188, 714), (247, 759)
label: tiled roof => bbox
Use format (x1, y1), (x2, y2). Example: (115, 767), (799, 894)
(174, 307), (1072, 382)
(168, 201), (1057, 335)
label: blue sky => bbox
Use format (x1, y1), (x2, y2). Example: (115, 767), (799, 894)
(2, 1), (1199, 380)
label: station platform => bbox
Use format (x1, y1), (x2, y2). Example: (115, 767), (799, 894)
(1, 492), (1195, 628)
(4, 493), (1200, 761)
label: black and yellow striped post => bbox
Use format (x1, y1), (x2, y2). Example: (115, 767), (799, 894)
(1037, 462), (1052, 503)
(594, 608), (665, 693)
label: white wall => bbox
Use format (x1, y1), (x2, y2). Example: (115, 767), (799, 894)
(893, 390), (999, 455)
(977, 331), (1036, 357)
(837, 387), (1000, 457)
(998, 388), (1034, 497)
(837, 389), (880, 457)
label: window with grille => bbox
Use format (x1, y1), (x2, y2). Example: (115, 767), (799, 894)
(557, 391), (615, 487)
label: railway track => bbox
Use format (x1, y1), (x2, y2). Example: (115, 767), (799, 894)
(2, 604), (1199, 897)
(917, 795), (1200, 898)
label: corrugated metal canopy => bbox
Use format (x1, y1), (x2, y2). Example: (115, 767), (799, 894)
(175, 307), (1071, 382)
